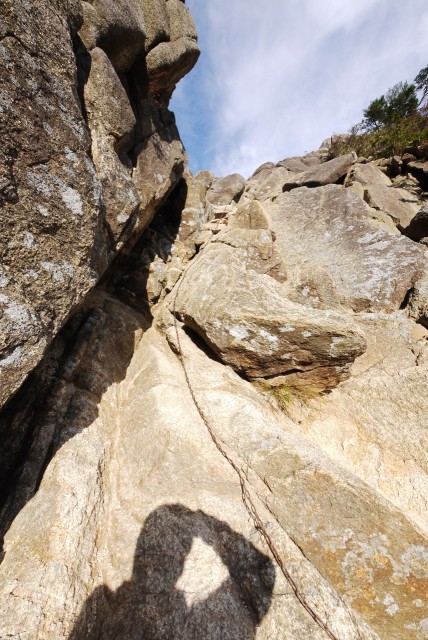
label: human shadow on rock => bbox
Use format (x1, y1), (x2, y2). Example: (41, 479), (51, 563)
(69, 504), (275, 640)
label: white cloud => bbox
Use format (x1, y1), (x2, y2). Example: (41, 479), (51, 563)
(172, 0), (428, 178)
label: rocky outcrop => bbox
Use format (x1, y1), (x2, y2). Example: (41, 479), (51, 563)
(264, 185), (426, 312)
(171, 233), (366, 388)
(1, 7), (428, 638)
(0, 0), (199, 408)
(282, 153), (356, 190)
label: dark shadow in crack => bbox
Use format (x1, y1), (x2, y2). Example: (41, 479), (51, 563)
(0, 183), (186, 561)
(69, 504), (275, 640)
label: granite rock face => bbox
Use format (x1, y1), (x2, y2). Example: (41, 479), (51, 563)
(171, 234), (366, 388)
(264, 185), (426, 313)
(1, 8), (428, 638)
(0, 0), (199, 408)
(282, 153), (355, 190)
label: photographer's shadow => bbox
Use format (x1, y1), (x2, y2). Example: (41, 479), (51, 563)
(70, 504), (275, 639)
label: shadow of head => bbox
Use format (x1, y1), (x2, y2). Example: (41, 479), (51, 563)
(70, 504), (276, 640)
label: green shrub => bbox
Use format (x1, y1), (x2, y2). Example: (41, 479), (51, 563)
(332, 109), (428, 160)
(331, 65), (428, 160)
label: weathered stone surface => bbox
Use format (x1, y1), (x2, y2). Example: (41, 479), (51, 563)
(0, 0), (109, 407)
(283, 153), (355, 190)
(146, 37), (200, 105)
(207, 173), (246, 205)
(228, 200), (271, 230)
(344, 162), (392, 187)
(213, 228), (287, 283)
(79, 2), (102, 49)
(80, 0), (147, 71)
(251, 166), (294, 202)
(251, 161), (276, 177)
(301, 148), (330, 166)
(284, 309), (428, 537)
(276, 156), (309, 172)
(408, 273), (428, 327)
(0, 0), (198, 406)
(109, 172), (212, 308)
(171, 239), (366, 388)
(363, 183), (420, 229)
(2, 8), (428, 638)
(167, 0), (198, 42)
(0, 315), (424, 640)
(132, 127), (188, 238)
(84, 47), (140, 242)
(142, 0), (170, 52)
(343, 163), (419, 231)
(403, 202), (428, 242)
(264, 185), (426, 312)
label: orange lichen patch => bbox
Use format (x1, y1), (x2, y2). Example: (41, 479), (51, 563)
(291, 529), (428, 640)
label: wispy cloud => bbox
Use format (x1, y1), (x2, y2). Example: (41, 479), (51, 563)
(172, 0), (428, 177)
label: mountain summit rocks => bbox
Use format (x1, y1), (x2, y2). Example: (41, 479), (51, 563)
(1, 4), (428, 639)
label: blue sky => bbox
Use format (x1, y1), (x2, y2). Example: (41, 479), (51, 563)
(171, 0), (428, 178)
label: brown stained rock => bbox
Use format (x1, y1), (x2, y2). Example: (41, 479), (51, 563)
(171, 242), (366, 388)
(283, 153), (355, 191)
(265, 185), (427, 312)
(79, 1), (103, 49)
(206, 173), (246, 206)
(84, 47), (140, 242)
(0, 0), (110, 407)
(80, 0), (147, 72)
(146, 37), (200, 105)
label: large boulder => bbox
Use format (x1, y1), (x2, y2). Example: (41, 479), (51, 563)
(264, 185), (426, 312)
(171, 236), (366, 389)
(142, 0), (170, 51)
(79, 0), (147, 72)
(282, 153), (355, 191)
(343, 162), (421, 230)
(362, 183), (420, 229)
(206, 173), (246, 206)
